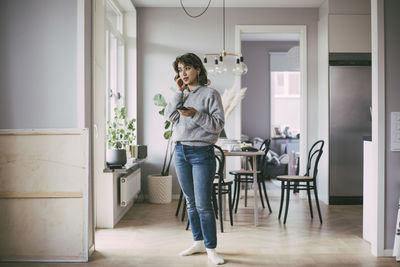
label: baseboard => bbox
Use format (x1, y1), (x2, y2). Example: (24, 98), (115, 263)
(0, 257), (87, 263)
(114, 200), (134, 226)
(89, 244), (95, 257)
(329, 196), (363, 205)
(142, 194), (180, 201)
(384, 249), (394, 257)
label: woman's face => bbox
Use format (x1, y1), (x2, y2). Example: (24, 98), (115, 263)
(177, 62), (199, 86)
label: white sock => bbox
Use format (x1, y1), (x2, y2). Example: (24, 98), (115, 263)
(206, 248), (224, 265)
(179, 240), (206, 256)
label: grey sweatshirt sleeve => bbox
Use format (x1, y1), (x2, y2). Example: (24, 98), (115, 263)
(191, 90), (225, 134)
(165, 92), (183, 122)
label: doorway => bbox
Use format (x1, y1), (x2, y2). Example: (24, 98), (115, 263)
(234, 25), (308, 174)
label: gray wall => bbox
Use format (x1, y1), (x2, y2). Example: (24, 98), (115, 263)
(241, 41), (299, 140)
(0, 0), (78, 129)
(384, 0), (400, 250)
(137, 7), (319, 195)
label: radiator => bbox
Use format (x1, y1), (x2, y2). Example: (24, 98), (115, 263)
(120, 168), (141, 207)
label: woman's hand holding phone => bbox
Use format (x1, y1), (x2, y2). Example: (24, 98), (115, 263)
(175, 77), (185, 92)
(178, 107), (197, 118)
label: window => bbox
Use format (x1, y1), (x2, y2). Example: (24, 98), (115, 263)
(105, 0), (125, 125)
(269, 51), (300, 137)
(271, 72), (300, 98)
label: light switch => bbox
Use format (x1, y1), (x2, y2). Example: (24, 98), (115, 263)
(391, 112), (400, 151)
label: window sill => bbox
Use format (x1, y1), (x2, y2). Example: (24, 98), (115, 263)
(103, 158), (146, 174)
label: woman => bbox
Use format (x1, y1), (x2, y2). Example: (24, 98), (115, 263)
(165, 53), (225, 265)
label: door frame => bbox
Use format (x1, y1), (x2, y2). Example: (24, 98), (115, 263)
(371, 0), (385, 257)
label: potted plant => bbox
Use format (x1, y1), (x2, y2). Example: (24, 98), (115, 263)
(106, 107), (136, 166)
(146, 92), (175, 204)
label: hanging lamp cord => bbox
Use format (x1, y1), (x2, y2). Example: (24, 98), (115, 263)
(180, 0), (212, 18)
(223, 0), (225, 51)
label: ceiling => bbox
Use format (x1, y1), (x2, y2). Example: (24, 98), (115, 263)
(130, 0), (325, 8)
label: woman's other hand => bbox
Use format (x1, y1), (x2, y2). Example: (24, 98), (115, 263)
(178, 107), (197, 117)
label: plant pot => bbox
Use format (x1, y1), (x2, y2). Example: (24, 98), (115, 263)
(106, 148), (127, 166)
(147, 174), (172, 204)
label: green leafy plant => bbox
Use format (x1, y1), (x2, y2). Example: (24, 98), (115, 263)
(106, 107), (136, 149)
(154, 93), (174, 176)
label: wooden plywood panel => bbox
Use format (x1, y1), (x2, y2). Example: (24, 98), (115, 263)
(0, 134), (86, 192)
(0, 130), (88, 261)
(0, 199), (84, 259)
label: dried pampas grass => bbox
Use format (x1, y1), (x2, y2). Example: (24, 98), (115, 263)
(222, 86), (247, 118)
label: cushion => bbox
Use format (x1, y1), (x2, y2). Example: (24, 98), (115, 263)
(271, 156), (280, 166)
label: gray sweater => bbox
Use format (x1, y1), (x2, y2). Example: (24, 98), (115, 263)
(165, 86), (225, 146)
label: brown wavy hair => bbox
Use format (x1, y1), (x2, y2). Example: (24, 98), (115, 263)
(173, 53), (210, 87)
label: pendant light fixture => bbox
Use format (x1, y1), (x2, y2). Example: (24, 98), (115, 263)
(180, 0), (248, 76)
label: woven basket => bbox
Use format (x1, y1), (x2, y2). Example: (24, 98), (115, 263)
(147, 174), (172, 204)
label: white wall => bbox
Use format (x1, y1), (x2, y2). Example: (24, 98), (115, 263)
(137, 7), (319, 195)
(0, 0), (78, 129)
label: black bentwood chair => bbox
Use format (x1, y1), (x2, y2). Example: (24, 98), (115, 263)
(276, 140), (324, 224)
(229, 139), (272, 214)
(212, 144), (233, 232)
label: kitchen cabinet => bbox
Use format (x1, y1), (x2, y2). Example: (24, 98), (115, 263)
(329, 14), (371, 53)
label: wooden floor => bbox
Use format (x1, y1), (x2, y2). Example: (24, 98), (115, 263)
(1, 181), (398, 266)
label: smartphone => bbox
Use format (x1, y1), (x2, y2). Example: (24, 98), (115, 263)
(177, 106), (189, 111)
(177, 79), (183, 88)
(175, 76), (184, 88)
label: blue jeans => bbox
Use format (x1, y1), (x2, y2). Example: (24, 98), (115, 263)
(174, 142), (217, 249)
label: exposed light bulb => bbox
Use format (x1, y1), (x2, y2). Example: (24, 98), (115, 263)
(241, 62), (248, 75)
(232, 65), (243, 76)
(215, 65), (227, 75)
(210, 58), (219, 76)
(216, 56), (227, 74)
(207, 67), (215, 76)
(232, 58), (247, 76)
(204, 62), (215, 75)
(214, 65), (223, 75)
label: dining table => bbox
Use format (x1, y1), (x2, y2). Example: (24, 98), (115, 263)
(215, 149), (265, 227)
